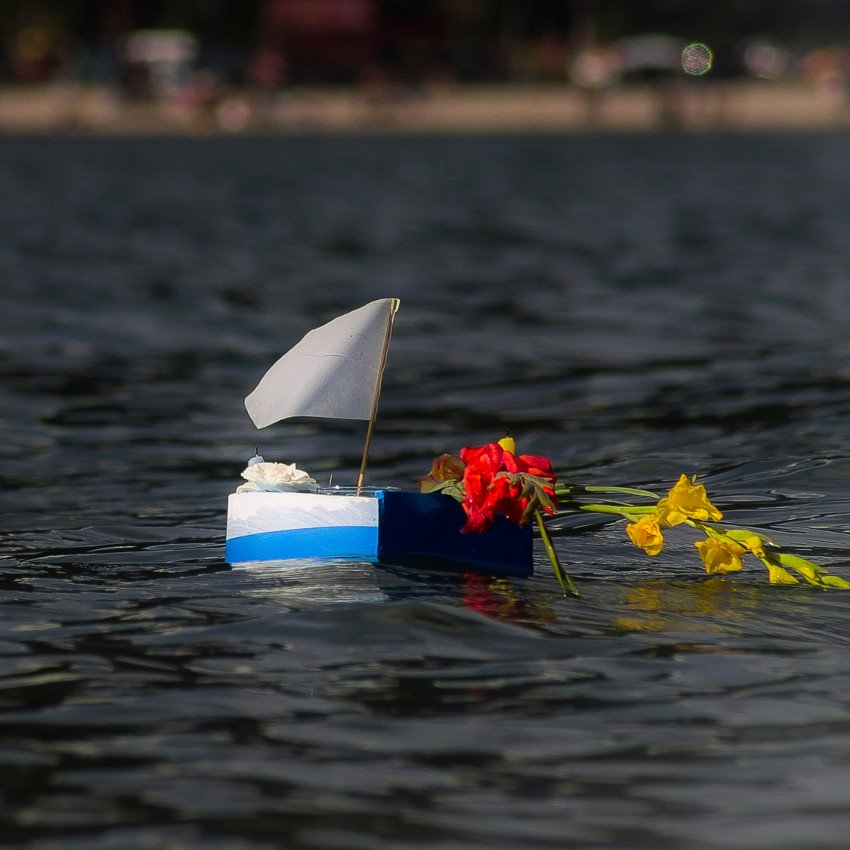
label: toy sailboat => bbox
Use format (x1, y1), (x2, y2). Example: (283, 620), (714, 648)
(225, 298), (533, 576)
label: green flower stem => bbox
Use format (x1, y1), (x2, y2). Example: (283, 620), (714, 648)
(577, 503), (657, 518)
(575, 485), (660, 499)
(535, 509), (581, 598)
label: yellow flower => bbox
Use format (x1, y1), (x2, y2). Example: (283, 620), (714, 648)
(764, 562), (800, 585)
(740, 534), (800, 582)
(694, 537), (745, 574)
(657, 474), (723, 526)
(742, 534), (766, 559)
(626, 515), (665, 556)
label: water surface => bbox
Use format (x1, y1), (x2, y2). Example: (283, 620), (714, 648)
(2, 133), (850, 848)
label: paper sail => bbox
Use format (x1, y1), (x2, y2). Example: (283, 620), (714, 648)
(245, 298), (399, 429)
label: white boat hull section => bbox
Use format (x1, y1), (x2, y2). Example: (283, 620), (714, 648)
(226, 492), (379, 562)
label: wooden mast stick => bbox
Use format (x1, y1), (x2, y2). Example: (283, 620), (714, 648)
(356, 298), (399, 490)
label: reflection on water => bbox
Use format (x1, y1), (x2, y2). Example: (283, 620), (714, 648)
(460, 573), (556, 624)
(2, 134), (850, 848)
(614, 578), (817, 634)
(233, 562), (557, 625)
(232, 561), (391, 607)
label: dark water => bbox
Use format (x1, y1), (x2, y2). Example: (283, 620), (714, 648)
(3, 132), (850, 849)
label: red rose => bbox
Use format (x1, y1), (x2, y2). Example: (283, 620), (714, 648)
(456, 442), (558, 533)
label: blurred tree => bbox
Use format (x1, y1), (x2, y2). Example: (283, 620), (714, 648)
(2, 0), (850, 82)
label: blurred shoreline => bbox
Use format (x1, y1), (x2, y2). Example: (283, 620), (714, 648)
(1, 80), (849, 135)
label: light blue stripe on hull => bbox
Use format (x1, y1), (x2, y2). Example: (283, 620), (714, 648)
(225, 526), (378, 563)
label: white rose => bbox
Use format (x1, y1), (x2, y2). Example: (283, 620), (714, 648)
(236, 461), (318, 493)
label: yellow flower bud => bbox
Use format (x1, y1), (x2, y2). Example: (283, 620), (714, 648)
(742, 535), (766, 560)
(626, 515), (665, 556)
(694, 537), (745, 574)
(765, 563), (799, 585)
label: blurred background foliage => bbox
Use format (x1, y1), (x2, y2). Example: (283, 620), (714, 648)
(2, 0), (850, 86)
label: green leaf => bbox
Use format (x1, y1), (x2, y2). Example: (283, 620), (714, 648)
(420, 479), (465, 502)
(777, 552), (827, 580)
(536, 489), (556, 514)
(821, 575), (850, 589)
(775, 552), (849, 589)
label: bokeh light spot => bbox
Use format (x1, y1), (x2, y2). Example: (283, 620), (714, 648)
(681, 43), (713, 76)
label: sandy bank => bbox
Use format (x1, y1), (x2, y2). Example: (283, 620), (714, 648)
(1, 81), (848, 135)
